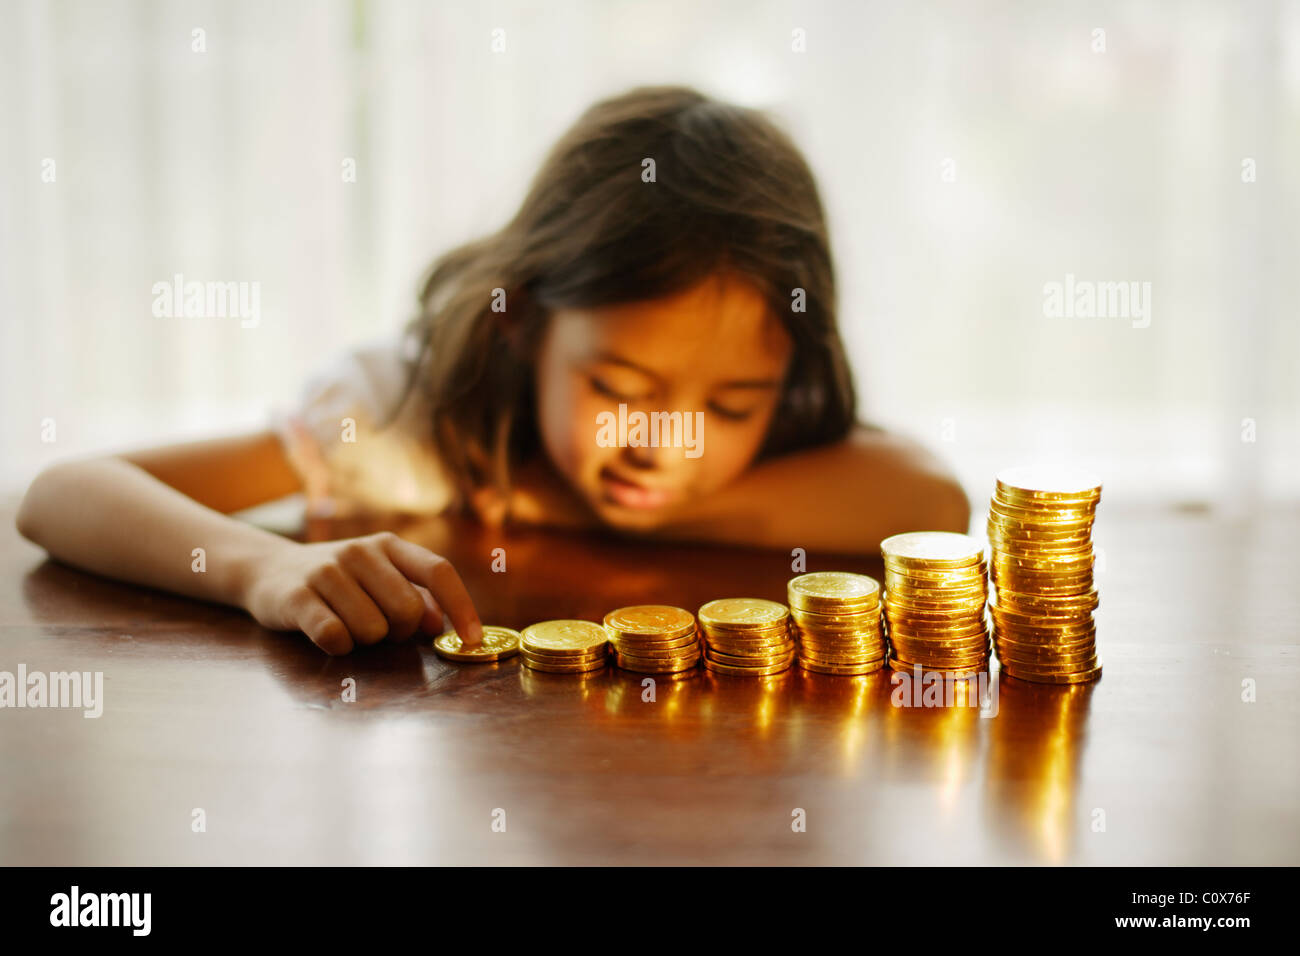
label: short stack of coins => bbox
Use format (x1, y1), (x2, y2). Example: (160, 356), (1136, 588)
(698, 598), (796, 677)
(880, 532), (991, 678)
(519, 619), (609, 674)
(987, 466), (1103, 684)
(787, 572), (886, 675)
(604, 605), (702, 675)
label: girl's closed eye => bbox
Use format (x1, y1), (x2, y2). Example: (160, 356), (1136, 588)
(708, 402), (757, 422)
(588, 375), (651, 402)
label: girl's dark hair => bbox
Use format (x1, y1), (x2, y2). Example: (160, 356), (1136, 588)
(389, 85), (857, 512)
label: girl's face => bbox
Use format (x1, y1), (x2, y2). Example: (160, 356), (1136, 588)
(534, 272), (793, 531)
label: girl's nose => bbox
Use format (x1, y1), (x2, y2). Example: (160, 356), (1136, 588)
(622, 441), (659, 470)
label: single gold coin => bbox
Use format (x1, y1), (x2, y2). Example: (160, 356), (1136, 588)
(433, 626), (521, 662)
(704, 658), (793, 677)
(698, 598), (789, 629)
(999, 661), (1103, 684)
(787, 572), (881, 609)
(881, 532), (984, 568)
(603, 605), (696, 638)
(995, 465), (1102, 498)
(520, 619), (609, 656)
(799, 659), (886, 676)
(705, 648), (797, 668)
(521, 647), (608, 666)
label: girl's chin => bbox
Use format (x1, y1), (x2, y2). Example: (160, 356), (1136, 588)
(591, 494), (672, 531)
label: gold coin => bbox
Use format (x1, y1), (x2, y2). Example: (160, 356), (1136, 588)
(789, 604), (881, 625)
(521, 656), (608, 674)
(1000, 661), (1102, 684)
(780, 572), (883, 608)
(988, 499), (1097, 524)
(994, 465), (1102, 501)
(880, 532), (984, 569)
(703, 633), (795, 649)
(603, 605), (696, 639)
(800, 634), (887, 648)
(520, 619), (609, 656)
(615, 655), (699, 674)
(884, 583), (988, 604)
(991, 566), (1094, 586)
(890, 644), (990, 662)
(698, 597), (789, 629)
(433, 626), (521, 662)
(888, 656), (989, 679)
(609, 630), (700, 651)
(991, 621), (1097, 642)
(703, 658), (793, 677)
(799, 659), (886, 675)
(520, 646), (608, 666)
(995, 645), (1097, 667)
(993, 587), (1099, 612)
(699, 622), (790, 642)
(705, 648), (797, 668)
(800, 649), (887, 666)
(987, 514), (1093, 537)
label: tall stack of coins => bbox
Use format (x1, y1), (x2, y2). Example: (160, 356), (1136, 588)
(697, 598), (796, 677)
(604, 605), (702, 675)
(786, 572), (886, 675)
(987, 466), (1103, 684)
(881, 532), (991, 678)
(519, 619), (609, 674)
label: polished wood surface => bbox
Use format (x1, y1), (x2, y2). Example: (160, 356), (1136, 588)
(2, 495), (1297, 865)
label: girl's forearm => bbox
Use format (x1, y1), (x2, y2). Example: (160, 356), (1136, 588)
(647, 432), (970, 552)
(15, 457), (292, 610)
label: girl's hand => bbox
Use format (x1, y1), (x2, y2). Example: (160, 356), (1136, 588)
(240, 531), (483, 655)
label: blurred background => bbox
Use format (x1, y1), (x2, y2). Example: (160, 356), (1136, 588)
(2, 0), (1297, 513)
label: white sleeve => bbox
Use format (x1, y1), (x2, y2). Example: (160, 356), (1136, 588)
(267, 337), (455, 518)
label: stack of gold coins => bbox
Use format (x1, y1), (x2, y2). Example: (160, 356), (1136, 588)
(987, 466), (1102, 684)
(433, 626), (521, 663)
(519, 619), (609, 675)
(881, 532), (990, 678)
(698, 598), (796, 677)
(786, 572), (886, 675)
(604, 605), (702, 675)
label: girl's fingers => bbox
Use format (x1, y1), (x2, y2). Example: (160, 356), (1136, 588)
(381, 535), (483, 646)
(337, 544), (427, 642)
(414, 585), (445, 636)
(307, 561), (390, 646)
(295, 589), (353, 656)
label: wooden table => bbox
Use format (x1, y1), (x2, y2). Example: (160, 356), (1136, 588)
(1, 495), (1297, 865)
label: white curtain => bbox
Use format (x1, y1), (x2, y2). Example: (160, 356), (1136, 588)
(3, 0), (1297, 506)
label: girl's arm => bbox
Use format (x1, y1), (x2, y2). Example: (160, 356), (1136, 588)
(15, 431), (484, 653)
(16, 431), (304, 607)
(645, 425), (971, 552)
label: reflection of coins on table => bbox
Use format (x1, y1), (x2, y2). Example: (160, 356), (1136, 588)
(880, 531), (990, 678)
(605, 605), (701, 674)
(433, 626), (521, 662)
(988, 466), (1103, 685)
(519, 619), (609, 673)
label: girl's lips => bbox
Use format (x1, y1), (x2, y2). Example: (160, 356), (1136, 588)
(599, 468), (672, 510)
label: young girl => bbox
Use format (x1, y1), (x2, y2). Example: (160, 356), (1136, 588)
(16, 86), (969, 656)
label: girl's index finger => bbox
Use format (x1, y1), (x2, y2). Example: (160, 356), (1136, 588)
(381, 535), (484, 647)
